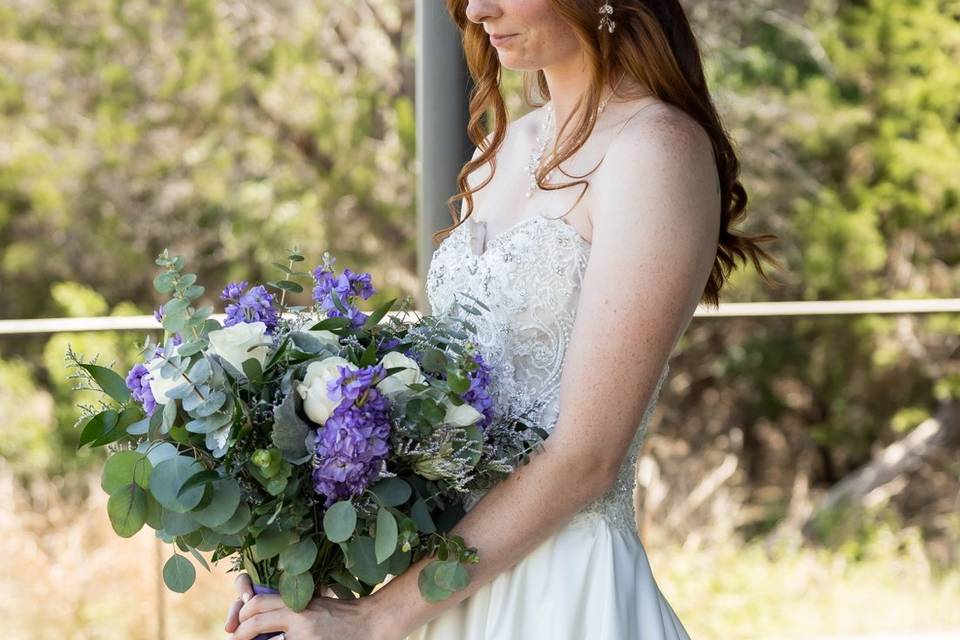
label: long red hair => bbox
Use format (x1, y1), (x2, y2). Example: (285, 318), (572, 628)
(437, 0), (781, 308)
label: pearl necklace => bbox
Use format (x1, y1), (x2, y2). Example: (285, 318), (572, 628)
(525, 75), (626, 198)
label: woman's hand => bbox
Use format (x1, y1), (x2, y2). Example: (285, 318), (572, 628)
(224, 572), (393, 640)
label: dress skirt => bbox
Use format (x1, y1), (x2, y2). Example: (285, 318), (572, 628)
(403, 512), (691, 640)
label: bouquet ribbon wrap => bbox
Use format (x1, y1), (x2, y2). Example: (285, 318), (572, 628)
(252, 583), (281, 640)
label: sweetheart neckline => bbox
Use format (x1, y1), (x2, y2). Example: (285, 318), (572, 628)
(462, 214), (592, 258)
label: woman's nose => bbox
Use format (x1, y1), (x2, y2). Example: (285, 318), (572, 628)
(465, 0), (503, 25)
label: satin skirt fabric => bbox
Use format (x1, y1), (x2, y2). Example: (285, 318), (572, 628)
(404, 514), (691, 640)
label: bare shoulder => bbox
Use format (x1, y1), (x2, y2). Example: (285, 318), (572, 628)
(594, 100), (720, 228)
(607, 101), (716, 181)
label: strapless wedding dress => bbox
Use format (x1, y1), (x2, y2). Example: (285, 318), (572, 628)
(405, 213), (691, 639)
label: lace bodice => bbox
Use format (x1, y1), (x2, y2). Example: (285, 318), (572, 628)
(425, 213), (670, 536)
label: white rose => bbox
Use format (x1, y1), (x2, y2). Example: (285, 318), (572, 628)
(207, 322), (271, 374)
(297, 356), (356, 425)
(442, 397), (483, 427)
(375, 351), (425, 398)
(145, 346), (183, 406)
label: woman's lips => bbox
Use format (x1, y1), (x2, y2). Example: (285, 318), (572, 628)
(490, 33), (517, 47)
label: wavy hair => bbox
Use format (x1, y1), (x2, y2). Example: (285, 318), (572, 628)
(436, 0), (781, 308)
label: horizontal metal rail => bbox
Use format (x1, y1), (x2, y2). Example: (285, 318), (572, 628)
(0, 299), (958, 335)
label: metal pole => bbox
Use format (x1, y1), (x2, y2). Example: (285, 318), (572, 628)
(415, 0), (473, 314)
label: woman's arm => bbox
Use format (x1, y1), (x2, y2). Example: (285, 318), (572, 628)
(368, 107), (721, 639)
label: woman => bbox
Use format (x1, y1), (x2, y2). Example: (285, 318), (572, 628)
(225, 1), (778, 638)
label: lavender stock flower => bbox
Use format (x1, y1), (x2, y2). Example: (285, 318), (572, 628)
(221, 282), (279, 334)
(125, 363), (157, 416)
(461, 353), (495, 430)
(311, 363), (392, 506)
(311, 263), (376, 329)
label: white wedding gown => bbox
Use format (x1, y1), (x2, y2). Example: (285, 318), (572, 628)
(406, 212), (691, 639)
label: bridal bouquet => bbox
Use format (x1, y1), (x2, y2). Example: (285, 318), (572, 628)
(68, 249), (544, 613)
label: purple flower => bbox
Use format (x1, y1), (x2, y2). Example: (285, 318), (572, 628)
(311, 262), (376, 329)
(220, 281), (248, 301)
(221, 282), (279, 334)
(125, 362), (157, 416)
(311, 363), (392, 507)
(462, 353), (494, 430)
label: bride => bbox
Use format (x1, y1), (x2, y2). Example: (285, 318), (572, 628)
(225, 1), (776, 638)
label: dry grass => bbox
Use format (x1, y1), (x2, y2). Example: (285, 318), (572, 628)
(2, 463), (959, 640)
(0, 465), (235, 640)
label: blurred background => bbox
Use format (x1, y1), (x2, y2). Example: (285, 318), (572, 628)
(1, 0), (958, 638)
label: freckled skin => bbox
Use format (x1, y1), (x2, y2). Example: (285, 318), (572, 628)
(226, 2), (721, 639)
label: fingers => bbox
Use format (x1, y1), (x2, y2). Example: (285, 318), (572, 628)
(233, 572), (254, 600)
(238, 594), (286, 625)
(230, 608), (289, 640)
(224, 597), (243, 633)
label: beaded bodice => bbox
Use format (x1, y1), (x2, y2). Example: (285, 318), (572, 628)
(425, 213), (670, 536)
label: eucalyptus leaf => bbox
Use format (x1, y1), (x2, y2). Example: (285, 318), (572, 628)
(162, 509), (201, 536)
(212, 502), (251, 535)
(149, 456), (206, 513)
(410, 498), (436, 534)
(162, 555), (196, 593)
(279, 538), (319, 576)
(252, 524), (298, 562)
(188, 546), (211, 572)
(154, 271), (178, 294)
(279, 571), (314, 612)
(330, 568), (363, 594)
(102, 450), (152, 495)
(374, 507), (398, 564)
(188, 357), (212, 384)
(192, 479), (242, 528)
(323, 501), (357, 543)
(349, 536), (390, 586)
(107, 484), (148, 537)
(369, 477), (412, 507)
(160, 399), (178, 434)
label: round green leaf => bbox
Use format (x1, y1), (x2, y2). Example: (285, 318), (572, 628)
(418, 561), (453, 603)
(149, 456), (206, 513)
(107, 484), (147, 538)
(323, 501), (357, 543)
(433, 559), (470, 592)
(101, 451), (152, 495)
(212, 502), (251, 535)
(349, 536), (389, 586)
(192, 479), (242, 528)
(279, 538), (319, 576)
(279, 571), (314, 612)
(369, 477), (412, 507)
(410, 498), (436, 534)
(162, 554), (196, 593)
(252, 524), (298, 562)
(374, 507), (398, 565)
(162, 509), (201, 536)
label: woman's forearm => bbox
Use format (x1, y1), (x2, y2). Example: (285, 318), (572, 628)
(367, 439), (616, 639)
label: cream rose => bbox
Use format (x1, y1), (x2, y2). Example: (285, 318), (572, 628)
(207, 322), (271, 374)
(442, 397), (483, 427)
(375, 351), (426, 398)
(297, 356), (356, 425)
